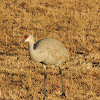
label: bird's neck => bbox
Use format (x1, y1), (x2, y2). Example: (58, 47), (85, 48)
(28, 40), (48, 62)
(29, 40), (34, 50)
(29, 40), (38, 61)
(29, 40), (35, 56)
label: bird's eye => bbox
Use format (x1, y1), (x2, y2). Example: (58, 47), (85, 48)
(25, 35), (29, 39)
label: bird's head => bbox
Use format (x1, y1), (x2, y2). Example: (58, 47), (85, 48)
(24, 34), (32, 42)
(18, 34), (34, 45)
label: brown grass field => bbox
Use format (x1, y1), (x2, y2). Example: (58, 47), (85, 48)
(0, 0), (100, 100)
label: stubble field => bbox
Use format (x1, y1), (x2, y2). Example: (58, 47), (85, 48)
(0, 0), (100, 100)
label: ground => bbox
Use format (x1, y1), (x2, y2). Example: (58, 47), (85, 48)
(0, 0), (100, 100)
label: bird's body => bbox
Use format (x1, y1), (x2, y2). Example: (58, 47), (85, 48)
(29, 38), (68, 65)
(18, 34), (69, 99)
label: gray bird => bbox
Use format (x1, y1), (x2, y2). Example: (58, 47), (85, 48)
(18, 34), (69, 99)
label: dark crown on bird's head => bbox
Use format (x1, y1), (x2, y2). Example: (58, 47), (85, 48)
(25, 35), (29, 39)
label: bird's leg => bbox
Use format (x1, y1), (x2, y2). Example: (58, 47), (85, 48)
(58, 66), (66, 97)
(43, 65), (47, 100)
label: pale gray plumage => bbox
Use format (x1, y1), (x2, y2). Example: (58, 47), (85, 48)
(18, 34), (69, 99)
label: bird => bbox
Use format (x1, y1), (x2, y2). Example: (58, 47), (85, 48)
(18, 34), (69, 99)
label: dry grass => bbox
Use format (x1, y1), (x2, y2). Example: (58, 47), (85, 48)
(0, 0), (100, 100)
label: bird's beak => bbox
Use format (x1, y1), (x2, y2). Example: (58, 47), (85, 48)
(17, 38), (25, 46)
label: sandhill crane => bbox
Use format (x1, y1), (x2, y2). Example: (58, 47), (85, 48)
(18, 34), (69, 99)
